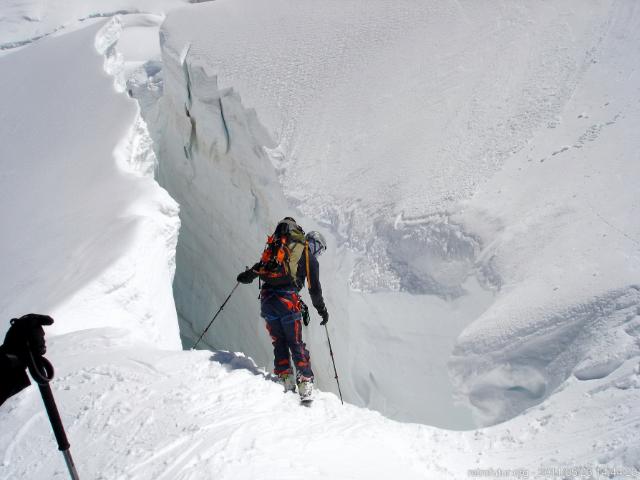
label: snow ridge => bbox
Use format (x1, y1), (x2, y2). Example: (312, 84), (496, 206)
(452, 286), (640, 425)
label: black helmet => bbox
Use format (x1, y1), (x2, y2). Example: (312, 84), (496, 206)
(275, 217), (301, 236)
(306, 231), (327, 256)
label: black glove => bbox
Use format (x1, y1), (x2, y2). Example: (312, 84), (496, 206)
(3, 314), (54, 363)
(237, 269), (256, 284)
(0, 314), (53, 407)
(318, 307), (329, 325)
(300, 301), (310, 326)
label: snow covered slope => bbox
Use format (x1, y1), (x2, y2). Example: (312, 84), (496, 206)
(3, 327), (640, 479)
(0, 16), (180, 347)
(160, 0), (613, 238)
(449, 0), (640, 425)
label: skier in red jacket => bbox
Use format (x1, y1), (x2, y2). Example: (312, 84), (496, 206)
(237, 218), (328, 401)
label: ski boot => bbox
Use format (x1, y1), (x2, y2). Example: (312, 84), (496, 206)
(297, 375), (314, 403)
(278, 373), (297, 393)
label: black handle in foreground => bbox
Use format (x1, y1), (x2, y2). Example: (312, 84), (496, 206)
(27, 350), (80, 480)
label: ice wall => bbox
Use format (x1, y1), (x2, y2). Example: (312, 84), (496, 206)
(141, 41), (290, 364)
(114, 6), (497, 428)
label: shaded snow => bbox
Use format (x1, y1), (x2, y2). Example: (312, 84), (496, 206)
(450, 0), (640, 425)
(160, 0), (613, 242)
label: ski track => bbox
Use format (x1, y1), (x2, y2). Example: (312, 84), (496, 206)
(2, 329), (631, 479)
(1, 410), (45, 466)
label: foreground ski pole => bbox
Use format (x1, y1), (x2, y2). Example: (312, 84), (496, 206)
(26, 349), (80, 480)
(192, 282), (240, 350)
(324, 324), (344, 405)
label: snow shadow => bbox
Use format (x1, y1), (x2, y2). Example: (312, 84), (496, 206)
(209, 351), (279, 384)
(350, 213), (495, 298)
(451, 285), (640, 426)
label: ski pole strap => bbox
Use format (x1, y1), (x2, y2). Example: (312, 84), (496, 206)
(27, 349), (54, 385)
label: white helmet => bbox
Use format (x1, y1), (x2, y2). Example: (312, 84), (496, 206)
(306, 231), (327, 256)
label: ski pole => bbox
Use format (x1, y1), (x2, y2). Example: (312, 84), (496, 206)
(26, 349), (80, 480)
(324, 324), (344, 405)
(192, 282), (240, 350)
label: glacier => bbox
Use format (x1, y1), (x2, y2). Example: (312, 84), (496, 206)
(1, 0), (639, 478)
(153, 0), (640, 428)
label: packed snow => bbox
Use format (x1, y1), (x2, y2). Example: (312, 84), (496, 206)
(1, 0), (639, 479)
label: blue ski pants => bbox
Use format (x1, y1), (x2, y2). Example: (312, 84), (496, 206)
(260, 289), (314, 380)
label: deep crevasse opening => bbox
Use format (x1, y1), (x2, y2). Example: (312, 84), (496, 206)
(98, 0), (640, 432)
(154, 40), (492, 430)
(96, 11), (500, 429)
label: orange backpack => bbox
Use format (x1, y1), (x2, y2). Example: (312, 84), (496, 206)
(256, 220), (310, 288)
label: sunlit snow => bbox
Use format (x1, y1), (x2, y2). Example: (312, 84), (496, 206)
(1, 0), (639, 479)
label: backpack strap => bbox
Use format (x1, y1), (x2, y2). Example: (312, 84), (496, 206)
(305, 241), (312, 289)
